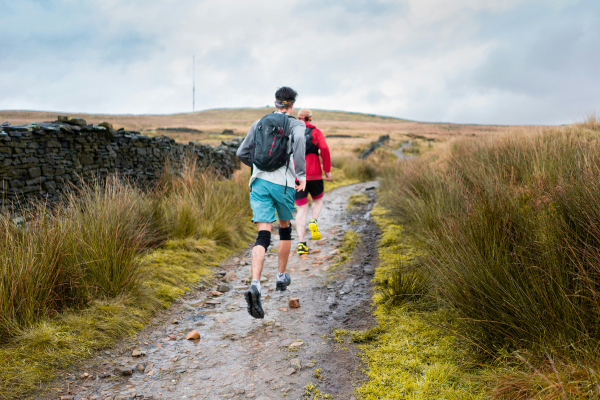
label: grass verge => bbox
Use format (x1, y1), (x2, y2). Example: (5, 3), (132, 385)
(347, 206), (487, 399)
(364, 119), (600, 399)
(0, 166), (254, 399)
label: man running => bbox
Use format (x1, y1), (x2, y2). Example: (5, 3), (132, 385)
(236, 87), (307, 319)
(295, 108), (331, 255)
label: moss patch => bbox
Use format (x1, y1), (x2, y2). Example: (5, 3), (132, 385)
(353, 205), (488, 399)
(354, 307), (487, 400)
(347, 193), (369, 208)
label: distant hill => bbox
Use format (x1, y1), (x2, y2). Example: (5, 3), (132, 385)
(0, 108), (533, 153)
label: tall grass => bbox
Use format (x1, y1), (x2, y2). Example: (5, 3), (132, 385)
(0, 158), (252, 343)
(380, 122), (600, 394)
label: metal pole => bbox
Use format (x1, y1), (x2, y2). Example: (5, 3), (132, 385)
(193, 55), (195, 112)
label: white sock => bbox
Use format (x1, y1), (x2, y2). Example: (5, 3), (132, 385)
(251, 279), (261, 293)
(277, 272), (286, 282)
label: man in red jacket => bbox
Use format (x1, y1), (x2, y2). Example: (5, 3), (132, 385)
(294, 108), (332, 254)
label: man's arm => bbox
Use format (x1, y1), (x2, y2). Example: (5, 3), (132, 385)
(291, 122), (306, 182)
(236, 121), (258, 167)
(314, 128), (331, 179)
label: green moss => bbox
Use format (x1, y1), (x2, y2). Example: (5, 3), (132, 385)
(355, 307), (487, 400)
(354, 205), (488, 400)
(347, 193), (369, 208)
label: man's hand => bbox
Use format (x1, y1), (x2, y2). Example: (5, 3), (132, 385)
(296, 180), (307, 192)
(325, 172), (332, 181)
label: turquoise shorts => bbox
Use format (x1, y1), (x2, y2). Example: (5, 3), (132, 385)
(250, 178), (296, 223)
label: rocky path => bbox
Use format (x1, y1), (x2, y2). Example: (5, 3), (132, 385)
(44, 181), (380, 400)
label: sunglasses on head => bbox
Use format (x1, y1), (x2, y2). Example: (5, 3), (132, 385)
(302, 116), (312, 122)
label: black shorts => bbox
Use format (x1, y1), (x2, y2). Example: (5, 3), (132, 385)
(295, 179), (324, 205)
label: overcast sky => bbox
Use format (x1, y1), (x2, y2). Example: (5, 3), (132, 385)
(1, 0), (598, 124)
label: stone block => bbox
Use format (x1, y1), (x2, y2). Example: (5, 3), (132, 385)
(43, 181), (56, 190)
(28, 167), (41, 179)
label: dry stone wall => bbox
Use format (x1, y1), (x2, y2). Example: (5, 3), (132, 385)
(0, 116), (242, 207)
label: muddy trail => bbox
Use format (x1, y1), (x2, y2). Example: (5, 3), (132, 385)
(41, 181), (380, 400)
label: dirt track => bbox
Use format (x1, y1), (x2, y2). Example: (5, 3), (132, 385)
(40, 181), (380, 400)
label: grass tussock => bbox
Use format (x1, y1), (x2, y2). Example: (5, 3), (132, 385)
(0, 162), (253, 399)
(373, 123), (600, 398)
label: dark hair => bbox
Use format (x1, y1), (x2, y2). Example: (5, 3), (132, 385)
(275, 86), (298, 104)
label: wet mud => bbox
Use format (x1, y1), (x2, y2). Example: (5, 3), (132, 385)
(37, 181), (380, 400)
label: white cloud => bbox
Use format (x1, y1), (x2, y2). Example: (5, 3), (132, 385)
(0, 0), (597, 124)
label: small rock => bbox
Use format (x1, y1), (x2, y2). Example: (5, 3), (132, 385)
(304, 362), (316, 368)
(289, 298), (300, 308)
(363, 265), (374, 274)
(234, 285), (249, 290)
(260, 276), (268, 283)
(284, 368), (296, 375)
(290, 358), (301, 370)
(317, 241), (325, 245)
(186, 330), (201, 340)
(280, 338), (292, 346)
(169, 334), (177, 340)
(99, 373), (111, 379)
(279, 307), (288, 312)
(215, 315), (228, 323)
(132, 350), (142, 357)
(217, 284), (231, 292)
(246, 393), (256, 398)
(310, 249), (321, 254)
(224, 271), (238, 282)
(172, 319), (179, 324)
(218, 271), (226, 276)
(115, 366), (133, 376)
(79, 372), (89, 379)
(200, 375), (211, 380)
(176, 369), (187, 373)
(136, 363), (145, 372)
(209, 290), (223, 296)
(289, 341), (304, 348)
(275, 322), (281, 327)
(60, 396), (75, 400)
(233, 257), (240, 263)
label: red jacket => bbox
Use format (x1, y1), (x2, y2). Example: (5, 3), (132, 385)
(303, 123), (331, 181)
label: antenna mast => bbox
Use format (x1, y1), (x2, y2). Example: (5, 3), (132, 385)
(192, 55), (195, 113)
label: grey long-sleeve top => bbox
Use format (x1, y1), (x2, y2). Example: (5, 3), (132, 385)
(236, 112), (306, 188)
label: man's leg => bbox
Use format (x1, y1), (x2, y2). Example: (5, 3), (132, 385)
(308, 181), (325, 240)
(276, 220), (293, 291)
(278, 220), (292, 272)
(311, 197), (324, 220)
(246, 178), (276, 319)
(251, 222), (272, 280)
(295, 204), (309, 243)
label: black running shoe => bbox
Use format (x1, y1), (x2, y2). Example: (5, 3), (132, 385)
(276, 273), (291, 292)
(245, 285), (264, 319)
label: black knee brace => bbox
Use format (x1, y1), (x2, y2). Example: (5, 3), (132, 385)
(254, 230), (271, 251)
(279, 224), (292, 241)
